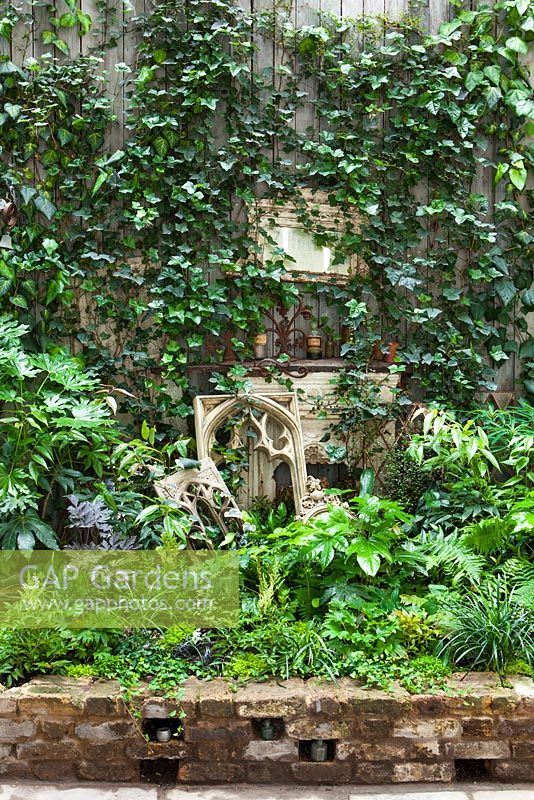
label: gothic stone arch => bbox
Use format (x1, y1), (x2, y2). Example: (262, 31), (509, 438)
(193, 393), (307, 514)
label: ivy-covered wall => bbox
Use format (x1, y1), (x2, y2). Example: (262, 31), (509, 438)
(0, 0), (532, 438)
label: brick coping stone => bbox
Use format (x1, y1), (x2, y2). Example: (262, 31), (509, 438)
(0, 673), (532, 785)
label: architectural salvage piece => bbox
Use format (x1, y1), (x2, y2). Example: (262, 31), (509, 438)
(251, 188), (368, 283)
(193, 393), (308, 513)
(154, 458), (242, 545)
(298, 475), (350, 523)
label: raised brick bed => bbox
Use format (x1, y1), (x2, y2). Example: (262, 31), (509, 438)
(0, 673), (532, 784)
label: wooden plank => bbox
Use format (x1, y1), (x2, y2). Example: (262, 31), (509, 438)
(8, 2), (34, 66)
(320, 0), (342, 14)
(294, 0), (319, 155)
(428, 0), (450, 35)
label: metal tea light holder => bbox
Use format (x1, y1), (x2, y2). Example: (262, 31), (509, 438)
(260, 719), (275, 741)
(310, 738), (328, 762)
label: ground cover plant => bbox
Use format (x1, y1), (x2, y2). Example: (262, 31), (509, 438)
(0, 0), (532, 692)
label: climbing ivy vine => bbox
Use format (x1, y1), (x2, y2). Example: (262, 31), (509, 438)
(0, 0), (532, 439)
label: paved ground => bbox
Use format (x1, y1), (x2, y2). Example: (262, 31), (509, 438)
(0, 784), (533, 800)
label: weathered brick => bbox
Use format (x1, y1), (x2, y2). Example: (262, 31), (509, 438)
(491, 692), (520, 713)
(32, 761), (79, 782)
(353, 742), (407, 762)
(84, 741), (132, 761)
(194, 740), (247, 761)
(488, 760), (534, 781)
(0, 720), (36, 742)
(16, 740), (80, 760)
(0, 691), (19, 717)
(197, 680), (234, 718)
(291, 760), (352, 784)
(38, 719), (75, 739)
(451, 739), (510, 759)
(357, 716), (392, 738)
(412, 695), (450, 717)
(243, 739), (298, 762)
(460, 716), (494, 737)
(78, 760), (139, 782)
(0, 744), (12, 758)
(352, 760), (393, 784)
(392, 718), (461, 739)
(246, 762), (293, 783)
(285, 718), (350, 739)
(409, 740), (444, 761)
(392, 761), (454, 782)
(511, 741), (534, 760)
(496, 717), (534, 736)
(0, 758), (34, 779)
(347, 689), (410, 718)
(235, 680), (308, 719)
(178, 761), (247, 783)
(183, 720), (250, 743)
(75, 720), (136, 741)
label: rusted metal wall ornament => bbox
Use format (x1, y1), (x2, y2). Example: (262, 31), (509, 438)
(0, 196), (17, 250)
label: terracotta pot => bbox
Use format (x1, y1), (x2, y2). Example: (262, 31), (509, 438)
(386, 341), (399, 363)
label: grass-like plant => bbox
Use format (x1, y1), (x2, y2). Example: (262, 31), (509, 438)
(438, 579), (534, 681)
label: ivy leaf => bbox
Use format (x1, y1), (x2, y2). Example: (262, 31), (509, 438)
(495, 279), (517, 306)
(483, 85), (501, 109)
(505, 88), (534, 116)
(4, 103), (22, 119)
(153, 136), (169, 157)
(494, 163), (509, 184)
(41, 29), (70, 54)
(77, 11), (92, 35)
(10, 295), (28, 309)
(483, 65), (501, 85)
(505, 36), (528, 54)
(34, 195), (57, 220)
(521, 290), (534, 310)
(42, 238), (58, 256)
(490, 346), (508, 362)
(465, 70), (483, 91)
(136, 65), (155, 86)
(519, 339), (534, 359)
(58, 12), (77, 27)
(509, 166), (527, 190)
(20, 186), (37, 205)
(92, 170), (110, 196)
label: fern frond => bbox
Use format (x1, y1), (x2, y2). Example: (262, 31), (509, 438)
(425, 533), (485, 585)
(460, 516), (512, 555)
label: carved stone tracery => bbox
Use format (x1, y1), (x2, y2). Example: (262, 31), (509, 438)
(154, 458), (243, 545)
(193, 392), (307, 514)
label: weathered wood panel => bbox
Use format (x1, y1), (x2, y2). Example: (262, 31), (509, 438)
(4, 0), (530, 393)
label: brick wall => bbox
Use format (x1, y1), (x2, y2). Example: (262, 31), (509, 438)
(0, 673), (532, 784)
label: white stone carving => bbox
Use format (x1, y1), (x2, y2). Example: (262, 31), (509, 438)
(154, 458), (242, 545)
(193, 393), (308, 513)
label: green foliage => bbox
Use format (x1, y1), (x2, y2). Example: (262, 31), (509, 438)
(0, 629), (71, 686)
(437, 579), (534, 678)
(0, 315), (191, 548)
(0, 0), (532, 441)
(383, 445), (434, 512)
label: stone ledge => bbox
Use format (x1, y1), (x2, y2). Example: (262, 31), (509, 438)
(0, 674), (531, 784)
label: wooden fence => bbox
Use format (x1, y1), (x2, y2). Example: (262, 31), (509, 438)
(2, 0), (532, 394)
